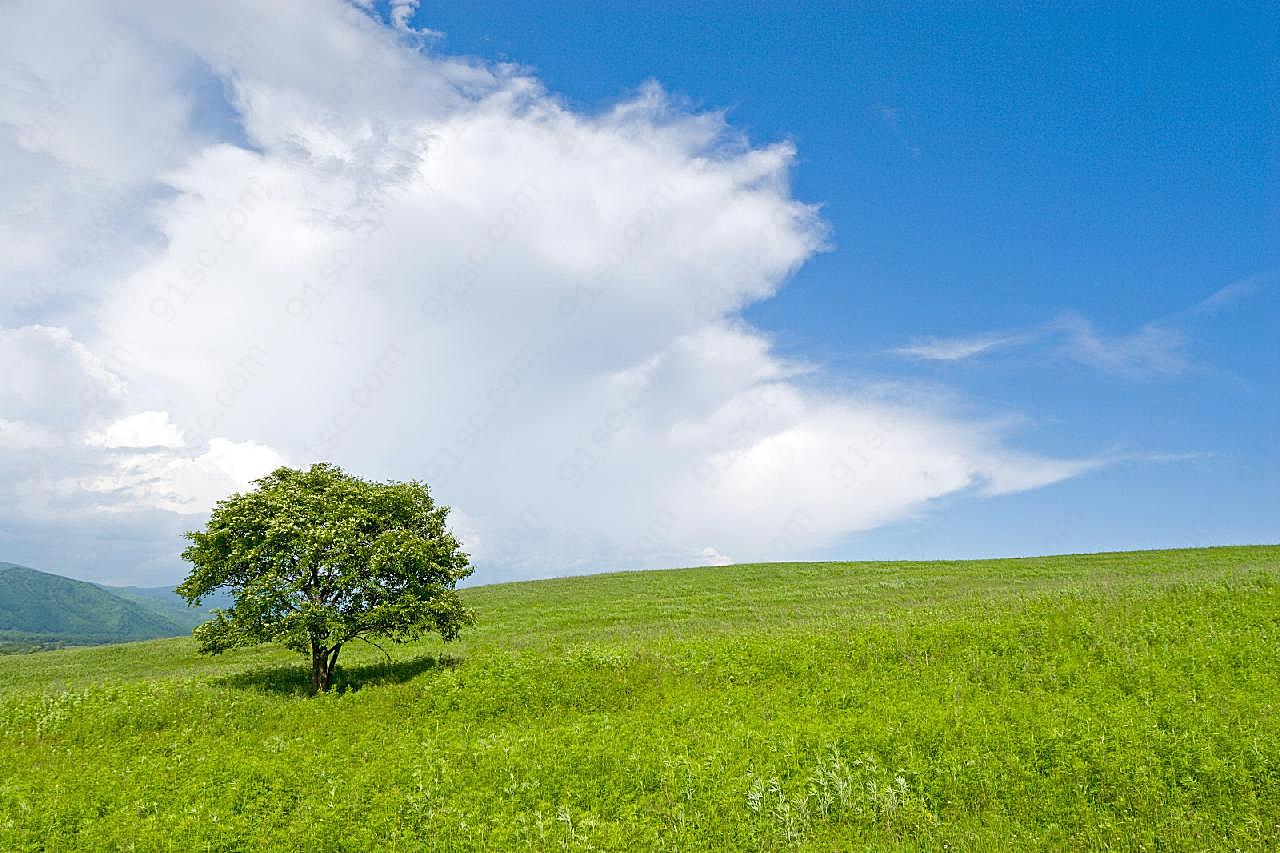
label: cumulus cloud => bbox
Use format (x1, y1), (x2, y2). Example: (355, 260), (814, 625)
(85, 410), (185, 448)
(72, 437), (287, 514)
(0, 325), (127, 426)
(0, 323), (285, 581)
(0, 0), (1102, 583)
(699, 547), (734, 567)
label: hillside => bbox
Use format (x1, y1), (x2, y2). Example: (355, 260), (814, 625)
(1, 545), (1278, 849)
(96, 583), (230, 633)
(0, 562), (192, 650)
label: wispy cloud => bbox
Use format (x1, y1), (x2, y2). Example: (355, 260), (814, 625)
(890, 277), (1270, 380)
(874, 104), (921, 157)
(891, 331), (1027, 362)
(1185, 274), (1271, 316)
(1050, 313), (1189, 379)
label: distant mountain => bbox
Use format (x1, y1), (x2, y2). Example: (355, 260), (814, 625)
(0, 562), (216, 651)
(97, 583), (231, 631)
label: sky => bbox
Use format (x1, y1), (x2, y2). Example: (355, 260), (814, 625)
(1, 0), (1276, 586)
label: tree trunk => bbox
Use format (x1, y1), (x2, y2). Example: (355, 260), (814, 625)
(310, 641), (326, 695)
(309, 640), (344, 694)
(325, 644), (342, 691)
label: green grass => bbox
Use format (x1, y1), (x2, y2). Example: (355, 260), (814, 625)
(2, 546), (1279, 850)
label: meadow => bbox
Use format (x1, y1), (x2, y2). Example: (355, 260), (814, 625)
(2, 545), (1278, 850)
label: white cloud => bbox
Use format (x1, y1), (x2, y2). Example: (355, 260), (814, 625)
(698, 546), (733, 566)
(72, 437), (286, 514)
(0, 321), (284, 581)
(1052, 313), (1190, 379)
(85, 410), (185, 448)
(0, 0), (1103, 583)
(891, 332), (1025, 361)
(0, 418), (51, 451)
(0, 325), (127, 428)
(891, 312), (1200, 379)
(891, 276), (1271, 379)
(386, 0), (441, 40)
(1191, 275), (1270, 315)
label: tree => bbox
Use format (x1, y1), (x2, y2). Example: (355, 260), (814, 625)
(177, 463), (474, 694)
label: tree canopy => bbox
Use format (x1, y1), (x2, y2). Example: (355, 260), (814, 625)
(177, 463), (474, 693)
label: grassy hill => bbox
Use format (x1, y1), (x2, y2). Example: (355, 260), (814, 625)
(1, 545), (1278, 849)
(0, 563), (191, 650)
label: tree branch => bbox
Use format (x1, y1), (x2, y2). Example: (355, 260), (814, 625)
(351, 633), (393, 664)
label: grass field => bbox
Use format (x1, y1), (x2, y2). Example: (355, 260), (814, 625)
(2, 545), (1278, 850)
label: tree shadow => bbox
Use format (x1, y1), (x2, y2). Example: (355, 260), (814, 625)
(216, 652), (462, 697)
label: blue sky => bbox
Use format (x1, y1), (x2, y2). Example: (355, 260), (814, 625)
(0, 0), (1275, 584)
(415, 1), (1279, 557)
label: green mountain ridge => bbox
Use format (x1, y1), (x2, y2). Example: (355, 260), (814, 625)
(0, 562), (205, 650)
(95, 582), (229, 632)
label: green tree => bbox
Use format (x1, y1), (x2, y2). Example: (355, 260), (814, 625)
(177, 463), (474, 694)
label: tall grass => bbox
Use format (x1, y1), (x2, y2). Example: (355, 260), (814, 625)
(2, 546), (1278, 849)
